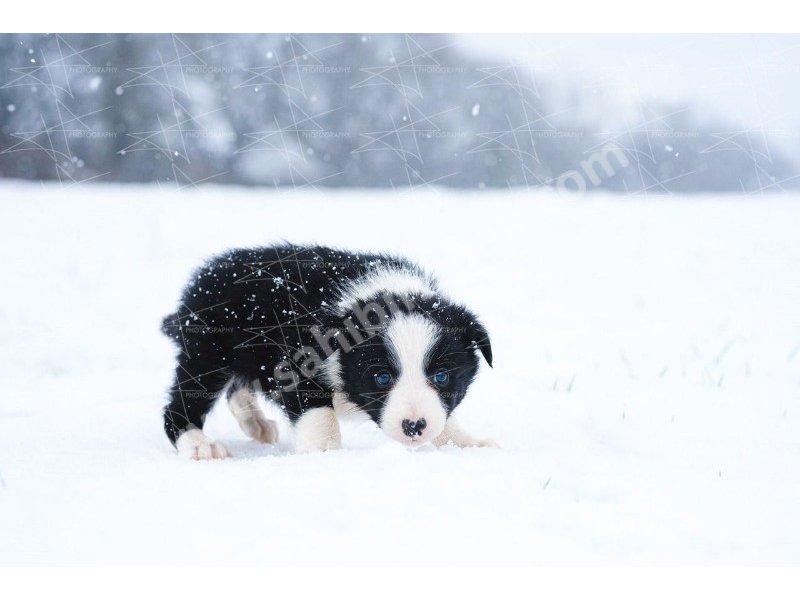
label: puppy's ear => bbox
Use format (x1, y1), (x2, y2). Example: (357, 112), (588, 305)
(469, 320), (493, 368)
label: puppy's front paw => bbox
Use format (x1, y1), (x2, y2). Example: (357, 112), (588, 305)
(438, 435), (500, 449)
(294, 407), (341, 454)
(295, 434), (341, 454)
(473, 438), (500, 449)
(176, 429), (231, 460)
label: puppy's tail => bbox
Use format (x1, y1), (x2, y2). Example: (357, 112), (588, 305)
(161, 312), (178, 337)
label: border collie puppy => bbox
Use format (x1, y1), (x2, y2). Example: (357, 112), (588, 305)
(161, 245), (495, 459)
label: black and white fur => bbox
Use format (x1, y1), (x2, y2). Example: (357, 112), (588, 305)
(162, 244), (494, 459)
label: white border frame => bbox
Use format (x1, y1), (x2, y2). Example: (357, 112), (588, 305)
(2, 0), (797, 34)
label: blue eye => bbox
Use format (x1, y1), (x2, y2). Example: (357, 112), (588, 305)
(432, 370), (450, 385)
(374, 371), (393, 387)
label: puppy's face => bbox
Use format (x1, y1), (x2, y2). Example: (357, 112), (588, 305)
(338, 306), (492, 446)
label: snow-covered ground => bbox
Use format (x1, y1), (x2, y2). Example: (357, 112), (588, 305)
(0, 182), (798, 565)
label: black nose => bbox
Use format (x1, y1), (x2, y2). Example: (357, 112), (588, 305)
(402, 418), (427, 438)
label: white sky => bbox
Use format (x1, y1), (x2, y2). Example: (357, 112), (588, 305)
(456, 34), (800, 144)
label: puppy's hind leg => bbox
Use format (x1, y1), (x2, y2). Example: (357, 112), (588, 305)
(228, 381), (279, 444)
(163, 359), (231, 460)
(175, 428), (231, 460)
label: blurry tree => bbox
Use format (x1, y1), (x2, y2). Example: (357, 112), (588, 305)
(0, 33), (796, 193)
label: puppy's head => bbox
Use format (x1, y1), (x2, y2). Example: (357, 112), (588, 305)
(336, 301), (492, 446)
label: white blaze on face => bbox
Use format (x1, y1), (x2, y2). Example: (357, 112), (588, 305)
(334, 265), (436, 315)
(380, 313), (447, 445)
